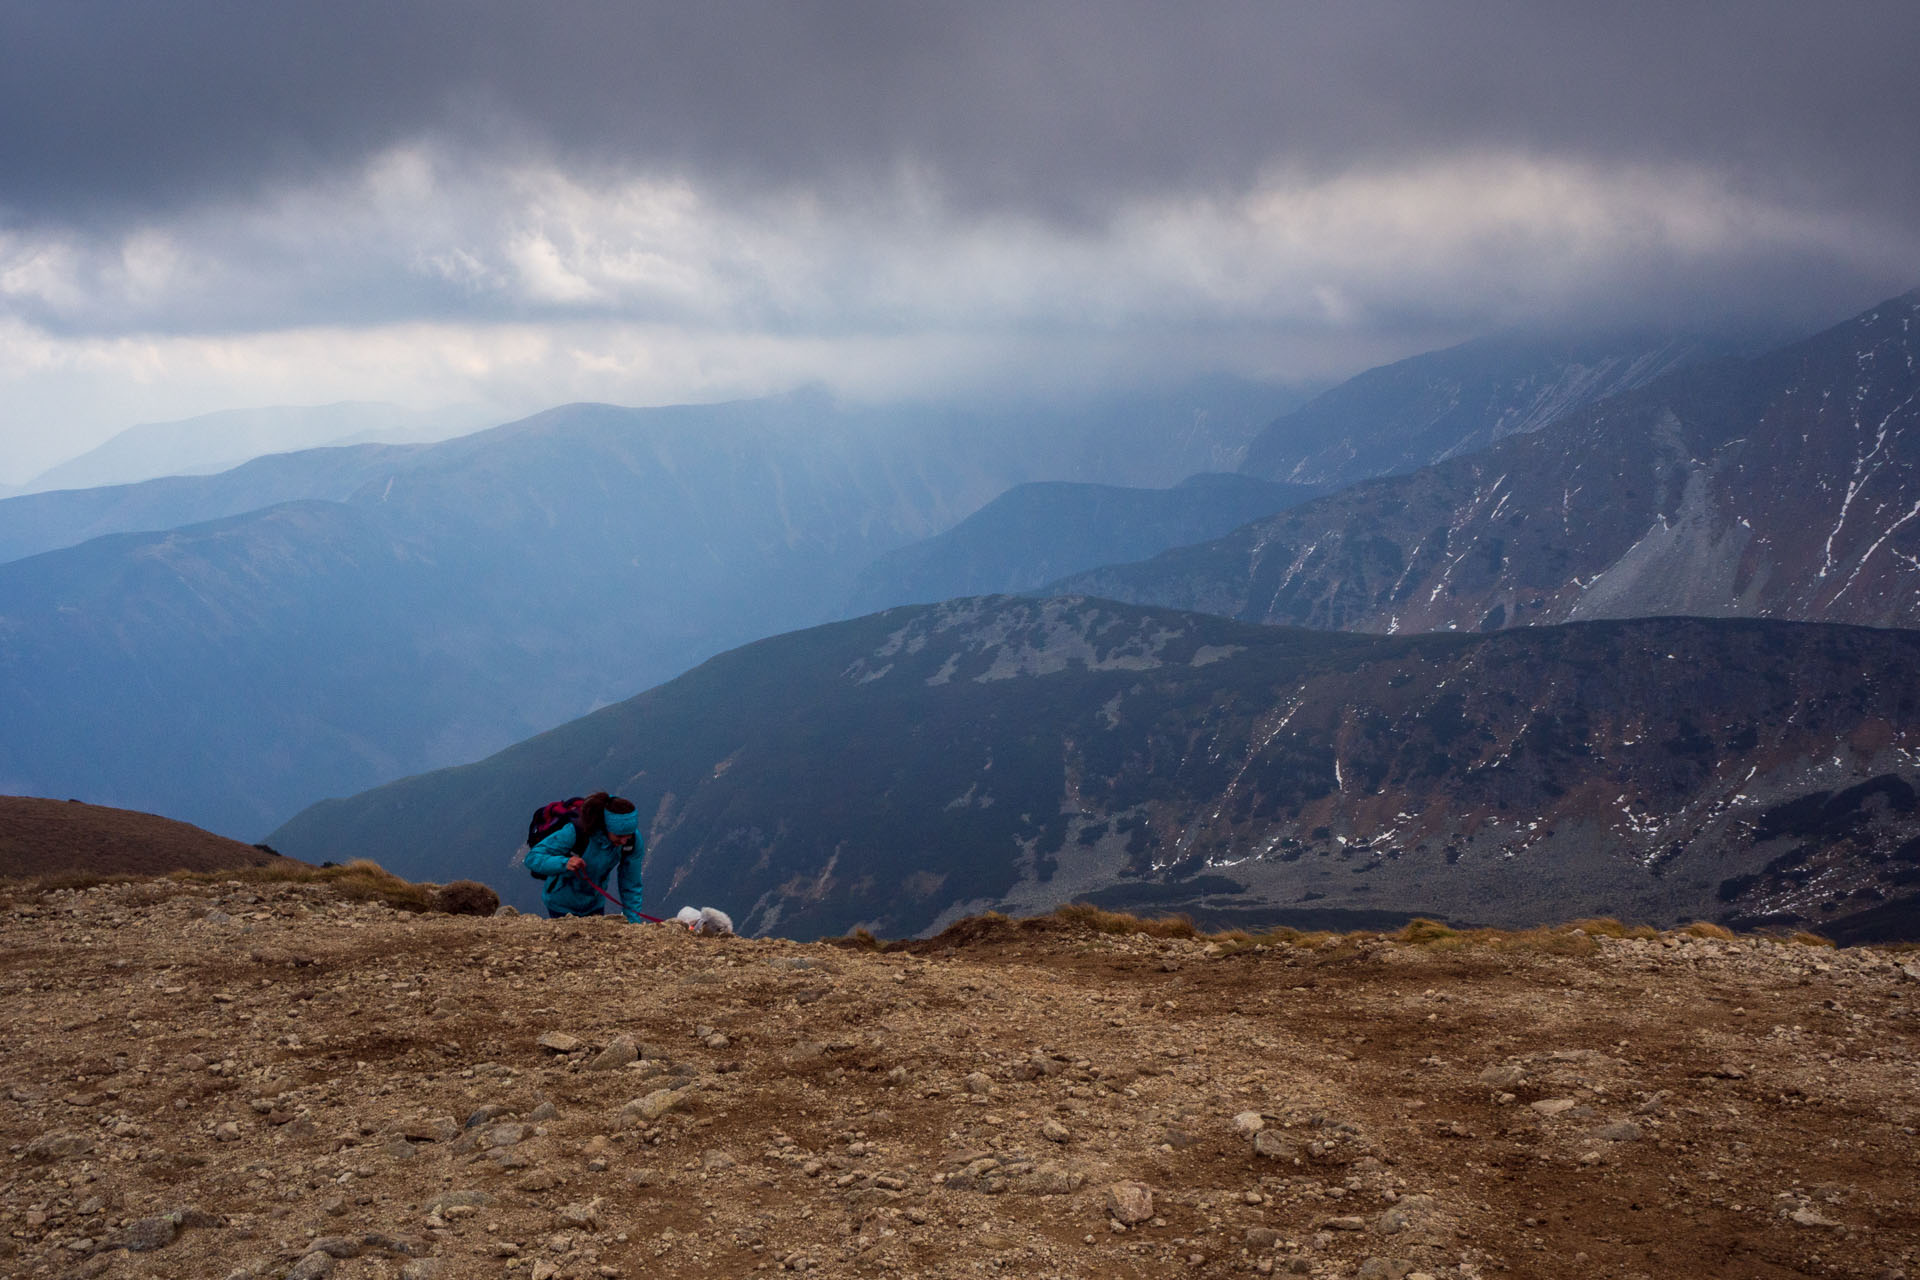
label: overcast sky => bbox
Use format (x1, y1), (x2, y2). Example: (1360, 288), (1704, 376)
(1, 0), (1916, 479)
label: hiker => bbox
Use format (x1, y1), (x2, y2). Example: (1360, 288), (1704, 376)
(525, 792), (644, 921)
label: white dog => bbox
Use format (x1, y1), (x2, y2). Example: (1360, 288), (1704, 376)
(674, 905), (735, 936)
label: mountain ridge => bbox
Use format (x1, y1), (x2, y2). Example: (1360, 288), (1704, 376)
(1055, 291), (1920, 634)
(0, 441), (429, 565)
(19, 401), (481, 494)
(1238, 330), (1734, 486)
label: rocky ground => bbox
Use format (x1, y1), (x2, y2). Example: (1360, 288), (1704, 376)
(3, 880), (1919, 1280)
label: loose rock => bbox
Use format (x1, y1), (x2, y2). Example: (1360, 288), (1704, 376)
(621, 1088), (689, 1125)
(589, 1036), (638, 1071)
(1105, 1181), (1154, 1225)
(1253, 1129), (1298, 1160)
(287, 1252), (335, 1280)
(118, 1216), (178, 1252)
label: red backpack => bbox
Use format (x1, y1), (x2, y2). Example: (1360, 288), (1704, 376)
(525, 798), (591, 878)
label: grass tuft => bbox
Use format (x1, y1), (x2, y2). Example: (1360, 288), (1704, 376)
(1396, 917), (1464, 945)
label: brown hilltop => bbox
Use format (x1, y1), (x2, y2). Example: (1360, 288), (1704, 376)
(3, 875), (1919, 1280)
(0, 796), (302, 882)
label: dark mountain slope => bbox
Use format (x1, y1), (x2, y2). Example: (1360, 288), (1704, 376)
(1059, 291), (1920, 634)
(270, 596), (1920, 942)
(0, 441), (428, 564)
(1239, 332), (1725, 486)
(845, 473), (1318, 614)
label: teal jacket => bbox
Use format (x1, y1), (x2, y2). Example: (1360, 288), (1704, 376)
(525, 807), (643, 920)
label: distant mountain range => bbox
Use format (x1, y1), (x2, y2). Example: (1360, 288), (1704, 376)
(846, 473), (1319, 614)
(0, 442), (426, 565)
(1238, 331), (1732, 486)
(1058, 291), (1920, 634)
(17, 401), (483, 495)
(0, 396), (995, 834)
(269, 596), (1920, 943)
(0, 378), (1301, 837)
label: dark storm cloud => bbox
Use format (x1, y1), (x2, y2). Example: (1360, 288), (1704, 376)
(3, 0), (1916, 230)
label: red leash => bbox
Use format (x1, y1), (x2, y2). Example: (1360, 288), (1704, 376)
(580, 873), (663, 923)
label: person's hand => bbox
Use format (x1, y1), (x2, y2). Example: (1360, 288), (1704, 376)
(565, 855), (587, 874)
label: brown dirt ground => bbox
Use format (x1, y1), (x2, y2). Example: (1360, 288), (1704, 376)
(0, 797), (298, 881)
(2, 880), (1918, 1280)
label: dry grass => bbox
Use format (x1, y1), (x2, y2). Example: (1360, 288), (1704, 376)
(165, 859), (438, 911)
(0, 857), (444, 913)
(0, 870), (131, 895)
(1789, 930), (1837, 948)
(1051, 903), (1201, 939)
(1039, 907), (1719, 958)
(1567, 916), (1662, 940)
(1208, 926), (1338, 956)
(1683, 921), (1737, 940)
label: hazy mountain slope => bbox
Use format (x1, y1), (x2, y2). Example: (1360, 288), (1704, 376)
(1059, 291), (1920, 634)
(1032, 373), (1311, 483)
(0, 441), (429, 564)
(845, 473), (1318, 614)
(20, 402), (478, 494)
(270, 596), (1920, 942)
(1238, 332), (1725, 486)
(0, 374), (1297, 570)
(0, 394), (1121, 836)
(0, 502), (479, 834)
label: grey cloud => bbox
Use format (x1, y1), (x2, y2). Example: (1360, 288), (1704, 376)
(2, 0), (1916, 231)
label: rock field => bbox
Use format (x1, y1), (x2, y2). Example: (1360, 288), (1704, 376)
(3, 879), (1919, 1279)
